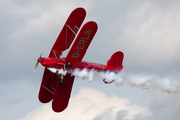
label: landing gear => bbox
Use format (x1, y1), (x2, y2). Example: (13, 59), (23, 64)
(54, 61), (72, 85)
(55, 72), (65, 85)
(103, 79), (114, 84)
(58, 79), (65, 85)
(66, 61), (72, 67)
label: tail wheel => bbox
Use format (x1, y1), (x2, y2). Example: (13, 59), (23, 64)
(103, 79), (114, 84)
(66, 61), (72, 67)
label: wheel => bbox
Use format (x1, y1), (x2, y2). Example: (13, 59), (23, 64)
(103, 79), (114, 84)
(58, 80), (65, 85)
(66, 61), (72, 67)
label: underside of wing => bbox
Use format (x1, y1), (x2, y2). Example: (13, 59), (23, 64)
(52, 74), (75, 112)
(49, 8), (86, 58)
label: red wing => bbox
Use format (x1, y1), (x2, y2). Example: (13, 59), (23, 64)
(38, 68), (58, 103)
(65, 21), (98, 66)
(52, 74), (75, 112)
(49, 8), (86, 58)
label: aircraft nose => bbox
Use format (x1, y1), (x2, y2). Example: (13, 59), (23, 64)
(37, 58), (40, 62)
(39, 59), (45, 65)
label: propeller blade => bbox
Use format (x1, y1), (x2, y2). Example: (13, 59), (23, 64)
(34, 51), (43, 71)
(39, 51), (43, 58)
(34, 61), (39, 71)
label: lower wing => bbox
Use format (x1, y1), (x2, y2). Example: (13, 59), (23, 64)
(52, 74), (75, 112)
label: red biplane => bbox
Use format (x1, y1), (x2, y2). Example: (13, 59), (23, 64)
(35, 7), (124, 112)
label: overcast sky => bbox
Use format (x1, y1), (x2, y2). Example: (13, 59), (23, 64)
(1, 0), (180, 120)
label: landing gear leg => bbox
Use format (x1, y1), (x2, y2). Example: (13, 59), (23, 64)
(56, 72), (65, 85)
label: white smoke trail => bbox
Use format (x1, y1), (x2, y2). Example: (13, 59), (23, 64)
(70, 68), (123, 85)
(126, 74), (153, 89)
(126, 73), (180, 94)
(47, 67), (67, 76)
(154, 77), (179, 93)
(71, 68), (96, 82)
(100, 71), (123, 86)
(47, 67), (57, 73)
(71, 69), (180, 93)
(47, 67), (179, 94)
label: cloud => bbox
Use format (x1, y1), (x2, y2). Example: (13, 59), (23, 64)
(0, 77), (41, 120)
(18, 87), (150, 120)
(144, 89), (180, 120)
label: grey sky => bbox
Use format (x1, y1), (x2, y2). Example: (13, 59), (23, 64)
(0, 0), (180, 120)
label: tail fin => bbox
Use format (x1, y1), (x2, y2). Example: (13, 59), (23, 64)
(107, 51), (124, 70)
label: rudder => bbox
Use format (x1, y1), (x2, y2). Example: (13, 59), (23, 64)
(107, 51), (124, 70)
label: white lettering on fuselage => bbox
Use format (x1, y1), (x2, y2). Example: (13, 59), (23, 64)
(72, 30), (92, 58)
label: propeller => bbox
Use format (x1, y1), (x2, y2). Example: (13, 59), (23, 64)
(34, 51), (43, 71)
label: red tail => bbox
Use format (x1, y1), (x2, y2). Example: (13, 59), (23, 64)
(107, 51), (124, 70)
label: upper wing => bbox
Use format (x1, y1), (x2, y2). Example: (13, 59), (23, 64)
(49, 7), (86, 58)
(39, 7), (85, 103)
(52, 74), (75, 112)
(65, 21), (98, 66)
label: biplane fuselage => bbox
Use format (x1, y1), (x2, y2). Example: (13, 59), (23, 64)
(39, 57), (122, 72)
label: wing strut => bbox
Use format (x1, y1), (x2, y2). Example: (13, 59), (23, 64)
(66, 25), (79, 35)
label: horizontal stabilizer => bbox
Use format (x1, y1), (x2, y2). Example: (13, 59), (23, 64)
(107, 51), (124, 70)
